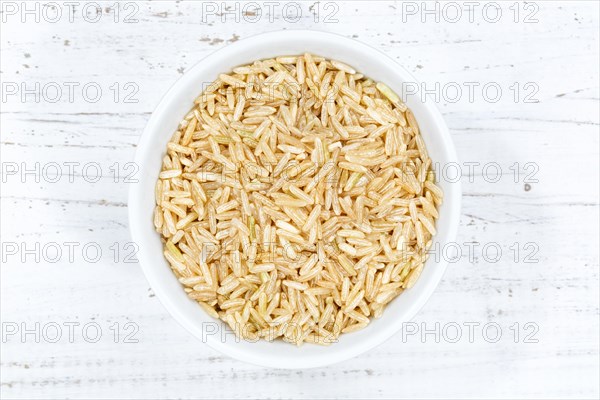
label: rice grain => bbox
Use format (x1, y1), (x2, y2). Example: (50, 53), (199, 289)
(155, 54), (442, 345)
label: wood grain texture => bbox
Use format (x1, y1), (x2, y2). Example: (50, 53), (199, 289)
(1, 1), (598, 399)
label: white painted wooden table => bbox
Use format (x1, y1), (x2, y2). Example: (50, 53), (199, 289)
(1, 1), (599, 399)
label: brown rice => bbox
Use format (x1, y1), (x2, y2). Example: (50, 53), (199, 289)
(154, 54), (443, 345)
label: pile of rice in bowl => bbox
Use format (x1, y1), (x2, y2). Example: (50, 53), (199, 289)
(153, 54), (443, 345)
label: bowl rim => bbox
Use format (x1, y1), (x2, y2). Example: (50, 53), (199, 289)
(129, 29), (461, 369)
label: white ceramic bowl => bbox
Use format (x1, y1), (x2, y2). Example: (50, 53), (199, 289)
(129, 30), (461, 369)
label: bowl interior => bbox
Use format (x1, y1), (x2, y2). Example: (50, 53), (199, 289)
(129, 30), (461, 369)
